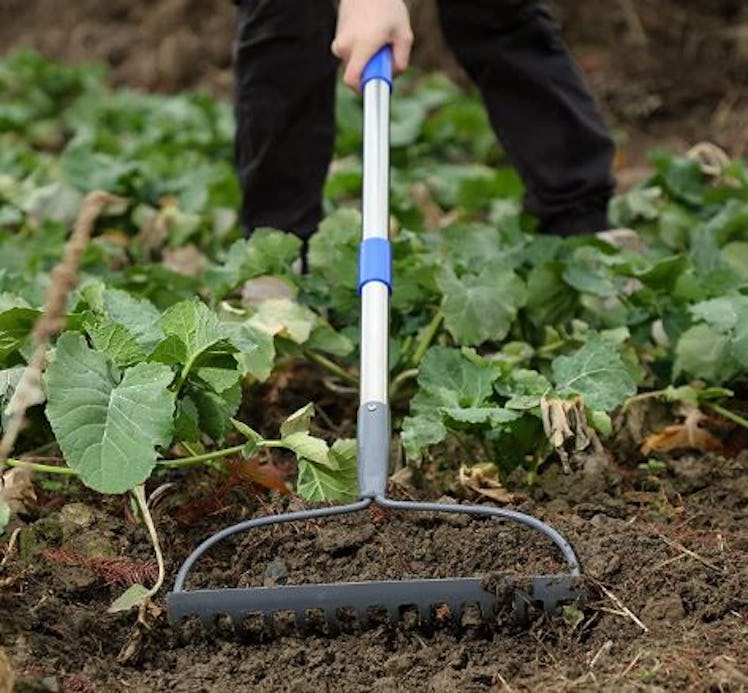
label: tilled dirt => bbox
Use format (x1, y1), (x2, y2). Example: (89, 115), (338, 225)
(1, 452), (746, 692)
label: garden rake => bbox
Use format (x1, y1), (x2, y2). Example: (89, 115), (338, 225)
(167, 47), (582, 634)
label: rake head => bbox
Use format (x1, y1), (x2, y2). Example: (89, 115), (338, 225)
(167, 497), (582, 637)
(168, 574), (581, 636)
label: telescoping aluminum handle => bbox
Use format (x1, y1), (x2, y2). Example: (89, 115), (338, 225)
(356, 47), (393, 499)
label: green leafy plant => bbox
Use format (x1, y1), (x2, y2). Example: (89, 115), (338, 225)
(0, 50), (745, 531)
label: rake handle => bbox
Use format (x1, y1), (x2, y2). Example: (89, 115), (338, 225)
(357, 47), (393, 499)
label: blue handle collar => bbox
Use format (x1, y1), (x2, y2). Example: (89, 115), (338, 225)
(360, 46), (393, 91)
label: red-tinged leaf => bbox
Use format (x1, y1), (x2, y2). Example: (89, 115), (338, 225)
(230, 458), (290, 494)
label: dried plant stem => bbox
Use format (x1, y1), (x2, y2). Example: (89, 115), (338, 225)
(133, 484), (165, 599)
(591, 577), (649, 633)
(0, 192), (123, 475)
(657, 533), (724, 573)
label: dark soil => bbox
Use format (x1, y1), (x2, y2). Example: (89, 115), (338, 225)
(1, 450), (746, 691)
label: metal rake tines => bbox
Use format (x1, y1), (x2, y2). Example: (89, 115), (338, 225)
(168, 578), (494, 631)
(167, 575), (582, 633)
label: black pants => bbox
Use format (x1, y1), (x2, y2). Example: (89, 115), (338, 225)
(234, 0), (615, 240)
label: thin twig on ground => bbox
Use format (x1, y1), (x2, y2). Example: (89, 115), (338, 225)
(590, 577), (649, 633)
(589, 639), (613, 668)
(0, 527), (22, 568)
(657, 533), (725, 573)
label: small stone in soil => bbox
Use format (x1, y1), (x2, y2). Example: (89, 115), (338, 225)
(642, 592), (686, 625)
(263, 560), (288, 586)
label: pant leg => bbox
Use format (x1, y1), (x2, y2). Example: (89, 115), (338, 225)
(234, 0), (338, 241)
(436, 0), (615, 235)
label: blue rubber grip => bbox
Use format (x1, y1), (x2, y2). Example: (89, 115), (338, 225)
(358, 238), (392, 294)
(360, 46), (393, 91)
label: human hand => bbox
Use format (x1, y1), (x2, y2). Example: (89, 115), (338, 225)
(332, 0), (413, 91)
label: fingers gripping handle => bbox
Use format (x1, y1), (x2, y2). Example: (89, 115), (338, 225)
(361, 46), (393, 91)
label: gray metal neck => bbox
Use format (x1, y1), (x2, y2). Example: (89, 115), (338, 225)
(357, 401), (390, 497)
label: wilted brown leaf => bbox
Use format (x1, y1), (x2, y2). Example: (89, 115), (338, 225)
(0, 467), (36, 515)
(457, 463), (515, 504)
(540, 396), (596, 472)
(641, 407), (723, 455)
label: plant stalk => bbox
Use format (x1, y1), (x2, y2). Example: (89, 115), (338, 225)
(705, 402), (748, 430)
(302, 347), (359, 386)
(158, 444), (246, 469)
(410, 309), (444, 367)
(5, 458), (78, 476)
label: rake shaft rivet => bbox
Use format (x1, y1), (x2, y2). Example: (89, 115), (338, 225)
(367, 403), (377, 411)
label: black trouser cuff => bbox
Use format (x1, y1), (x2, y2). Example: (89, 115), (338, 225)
(538, 205), (610, 237)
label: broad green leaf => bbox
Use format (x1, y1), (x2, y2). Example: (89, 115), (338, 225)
(438, 267), (526, 345)
(305, 323), (354, 357)
(499, 369), (552, 410)
(203, 230), (301, 299)
(107, 583), (151, 613)
(723, 242), (748, 280)
(196, 366), (240, 394)
(242, 228), (302, 276)
(401, 412), (447, 461)
(147, 334), (187, 365)
(45, 333), (175, 494)
(159, 299), (228, 374)
(562, 246), (621, 298)
(650, 151), (704, 206)
(282, 431), (331, 467)
(390, 98), (427, 146)
(189, 379), (242, 441)
(174, 397), (200, 442)
(101, 289), (163, 351)
(297, 439), (358, 502)
(552, 335), (637, 411)
(86, 320), (145, 368)
(634, 255), (689, 292)
(306, 209), (359, 313)
(226, 322), (275, 381)
(674, 324), (741, 384)
(280, 403), (315, 438)
(690, 294), (748, 332)
(439, 224), (504, 273)
(418, 347), (499, 408)
(525, 262), (578, 328)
